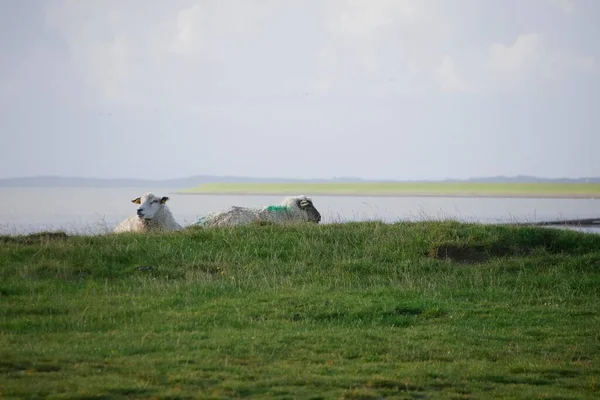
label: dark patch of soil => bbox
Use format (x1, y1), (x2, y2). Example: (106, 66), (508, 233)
(0, 231), (69, 245)
(429, 243), (524, 264)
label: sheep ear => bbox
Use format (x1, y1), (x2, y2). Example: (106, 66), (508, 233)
(131, 197), (141, 204)
(160, 196), (169, 204)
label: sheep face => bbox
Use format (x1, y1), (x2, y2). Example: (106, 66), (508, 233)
(131, 193), (169, 220)
(297, 197), (321, 223)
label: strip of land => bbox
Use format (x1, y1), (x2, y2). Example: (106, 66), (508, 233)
(177, 182), (600, 198)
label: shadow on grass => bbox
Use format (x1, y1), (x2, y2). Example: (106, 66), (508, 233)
(0, 360), (62, 373)
(307, 305), (444, 327)
(427, 225), (599, 264)
(429, 243), (519, 264)
(0, 231), (69, 245)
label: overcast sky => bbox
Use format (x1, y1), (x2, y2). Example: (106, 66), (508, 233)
(1, 0), (598, 180)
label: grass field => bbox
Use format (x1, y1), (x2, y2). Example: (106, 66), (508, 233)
(179, 182), (600, 198)
(1, 222), (600, 399)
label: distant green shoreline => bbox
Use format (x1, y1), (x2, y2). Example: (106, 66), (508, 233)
(175, 192), (598, 199)
(177, 182), (600, 199)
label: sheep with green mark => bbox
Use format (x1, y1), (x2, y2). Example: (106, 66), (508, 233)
(196, 195), (321, 227)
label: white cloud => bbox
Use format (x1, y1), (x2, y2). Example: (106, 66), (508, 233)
(42, 0), (597, 106)
(435, 33), (596, 93)
(485, 33), (595, 89)
(44, 0), (312, 109)
(328, 0), (419, 36)
(172, 5), (205, 55)
(488, 33), (543, 75)
(435, 56), (467, 93)
(170, 1), (275, 56)
(318, 0), (451, 95)
(550, 0), (575, 14)
(45, 1), (180, 107)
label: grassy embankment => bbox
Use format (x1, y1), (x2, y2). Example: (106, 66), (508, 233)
(1, 222), (600, 399)
(179, 182), (600, 198)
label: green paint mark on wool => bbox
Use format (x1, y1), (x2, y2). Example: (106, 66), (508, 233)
(265, 205), (289, 213)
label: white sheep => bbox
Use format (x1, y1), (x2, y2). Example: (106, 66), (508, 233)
(195, 195), (322, 227)
(113, 192), (182, 233)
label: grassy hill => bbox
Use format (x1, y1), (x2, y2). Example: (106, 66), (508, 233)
(1, 222), (599, 398)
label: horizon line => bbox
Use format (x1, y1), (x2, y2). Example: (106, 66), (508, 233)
(1, 174), (599, 182)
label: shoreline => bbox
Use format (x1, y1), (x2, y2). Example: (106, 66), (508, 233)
(173, 191), (599, 200)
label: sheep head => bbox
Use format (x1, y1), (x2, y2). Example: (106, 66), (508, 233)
(295, 195), (321, 223)
(131, 192), (169, 220)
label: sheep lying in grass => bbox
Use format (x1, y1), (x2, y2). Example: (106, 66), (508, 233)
(113, 192), (182, 233)
(196, 195), (322, 227)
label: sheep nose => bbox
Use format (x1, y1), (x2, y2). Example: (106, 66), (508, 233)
(137, 208), (144, 215)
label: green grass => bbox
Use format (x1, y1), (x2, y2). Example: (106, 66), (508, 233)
(1, 222), (600, 399)
(179, 182), (600, 198)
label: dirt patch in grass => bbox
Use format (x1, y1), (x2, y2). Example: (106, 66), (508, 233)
(0, 360), (31, 373)
(429, 243), (524, 264)
(0, 231), (69, 245)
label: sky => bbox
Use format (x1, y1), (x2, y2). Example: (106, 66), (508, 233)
(0, 0), (598, 180)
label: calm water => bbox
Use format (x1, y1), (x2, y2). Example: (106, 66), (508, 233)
(0, 187), (598, 235)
